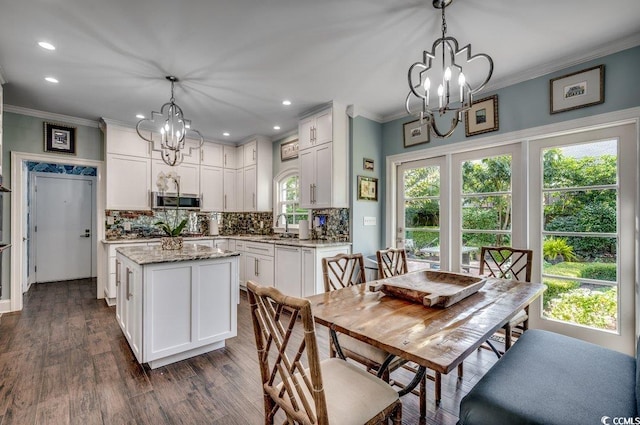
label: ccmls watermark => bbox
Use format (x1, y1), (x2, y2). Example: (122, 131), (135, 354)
(601, 416), (640, 425)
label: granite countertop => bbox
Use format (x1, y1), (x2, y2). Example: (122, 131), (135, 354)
(103, 234), (351, 248)
(116, 244), (240, 265)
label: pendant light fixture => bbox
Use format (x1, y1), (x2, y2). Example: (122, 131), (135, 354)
(405, 0), (494, 138)
(136, 76), (204, 166)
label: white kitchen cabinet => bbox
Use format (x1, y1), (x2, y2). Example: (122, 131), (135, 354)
(274, 244), (351, 297)
(298, 102), (348, 209)
(105, 241), (156, 305)
(106, 154), (151, 210)
(223, 145), (238, 169)
(299, 143), (332, 208)
(103, 120), (151, 157)
(236, 168), (244, 211)
(152, 160), (200, 196)
(298, 107), (333, 150)
(213, 239), (229, 251)
(243, 139), (257, 167)
(243, 165), (257, 211)
(116, 249), (238, 368)
(223, 168), (237, 212)
(200, 166), (223, 211)
(201, 142), (223, 167)
(117, 254), (143, 361)
(235, 239), (246, 288)
(275, 246), (302, 297)
(244, 241), (274, 288)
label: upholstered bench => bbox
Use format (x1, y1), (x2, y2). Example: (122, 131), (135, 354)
(458, 329), (638, 425)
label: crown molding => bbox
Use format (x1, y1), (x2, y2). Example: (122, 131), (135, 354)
(346, 104), (384, 122)
(4, 105), (100, 128)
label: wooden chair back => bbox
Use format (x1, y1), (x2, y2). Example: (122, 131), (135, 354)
(322, 253), (366, 292)
(479, 246), (533, 282)
(247, 280), (329, 424)
(376, 248), (409, 278)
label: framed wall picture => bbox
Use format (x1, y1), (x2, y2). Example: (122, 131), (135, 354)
(403, 119), (430, 148)
(550, 64), (604, 114)
(465, 95), (499, 137)
(363, 158), (374, 171)
(44, 122), (76, 155)
(280, 139), (299, 161)
(357, 175), (378, 201)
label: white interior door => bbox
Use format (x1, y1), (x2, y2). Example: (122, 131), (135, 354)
(33, 174), (95, 283)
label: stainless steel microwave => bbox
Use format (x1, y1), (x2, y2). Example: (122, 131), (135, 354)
(151, 192), (201, 210)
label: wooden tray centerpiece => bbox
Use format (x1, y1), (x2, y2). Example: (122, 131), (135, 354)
(370, 270), (486, 308)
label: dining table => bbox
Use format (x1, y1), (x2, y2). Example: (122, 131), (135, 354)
(305, 270), (545, 414)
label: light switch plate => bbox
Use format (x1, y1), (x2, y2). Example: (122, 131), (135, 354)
(363, 217), (376, 226)
(107, 216), (114, 225)
(123, 222), (131, 231)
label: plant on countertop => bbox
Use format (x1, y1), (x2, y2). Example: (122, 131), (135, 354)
(155, 171), (188, 237)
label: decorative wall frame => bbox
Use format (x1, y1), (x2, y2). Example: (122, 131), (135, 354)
(403, 119), (430, 148)
(357, 176), (378, 201)
(44, 122), (76, 155)
(363, 158), (374, 171)
(465, 95), (499, 137)
(280, 139), (299, 161)
(550, 64), (605, 114)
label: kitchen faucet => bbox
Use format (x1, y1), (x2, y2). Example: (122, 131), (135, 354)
(275, 213), (289, 235)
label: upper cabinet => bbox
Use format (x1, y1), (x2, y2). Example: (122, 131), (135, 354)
(201, 142), (223, 167)
(298, 102), (348, 209)
(223, 145), (238, 169)
(238, 137), (272, 212)
(102, 121), (152, 210)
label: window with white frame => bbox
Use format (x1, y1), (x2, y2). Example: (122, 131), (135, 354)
(274, 170), (309, 228)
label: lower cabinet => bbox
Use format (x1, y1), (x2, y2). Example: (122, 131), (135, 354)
(115, 251), (238, 368)
(275, 244), (351, 297)
(245, 241), (275, 288)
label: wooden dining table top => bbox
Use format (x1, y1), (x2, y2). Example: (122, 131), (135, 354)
(306, 274), (545, 374)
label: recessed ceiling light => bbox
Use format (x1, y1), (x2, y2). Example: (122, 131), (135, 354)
(223, 132), (230, 137)
(273, 125), (281, 130)
(38, 41), (56, 51)
(45, 77), (59, 83)
(282, 100), (292, 106)
(136, 114), (145, 119)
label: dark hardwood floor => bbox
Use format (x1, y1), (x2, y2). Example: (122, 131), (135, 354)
(0, 279), (498, 425)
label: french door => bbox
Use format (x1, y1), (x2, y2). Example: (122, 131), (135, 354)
(528, 124), (636, 354)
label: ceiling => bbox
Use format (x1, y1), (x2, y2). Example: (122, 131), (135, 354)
(1, 0), (639, 143)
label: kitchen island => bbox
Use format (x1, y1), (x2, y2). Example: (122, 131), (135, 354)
(115, 244), (239, 369)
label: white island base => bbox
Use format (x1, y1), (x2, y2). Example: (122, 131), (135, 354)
(115, 245), (239, 369)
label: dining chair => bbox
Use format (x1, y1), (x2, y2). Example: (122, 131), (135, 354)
(247, 280), (402, 425)
(323, 252), (428, 415)
(376, 247), (457, 407)
(479, 246), (534, 352)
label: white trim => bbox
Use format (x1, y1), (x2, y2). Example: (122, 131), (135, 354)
(4, 105), (100, 128)
(0, 299), (10, 313)
(10, 151), (105, 312)
(0, 67), (6, 85)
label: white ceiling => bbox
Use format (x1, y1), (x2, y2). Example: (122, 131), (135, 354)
(1, 0), (639, 143)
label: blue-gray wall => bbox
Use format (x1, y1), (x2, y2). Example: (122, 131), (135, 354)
(382, 45), (640, 158)
(1, 112), (103, 299)
(350, 116), (383, 256)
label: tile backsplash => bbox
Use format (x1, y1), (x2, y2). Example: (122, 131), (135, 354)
(105, 208), (350, 241)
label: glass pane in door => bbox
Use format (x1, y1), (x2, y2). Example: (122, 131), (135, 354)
(541, 140), (619, 332)
(460, 154), (513, 274)
(401, 164), (441, 269)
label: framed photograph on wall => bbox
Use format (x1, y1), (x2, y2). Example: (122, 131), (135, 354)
(550, 64), (604, 114)
(363, 158), (374, 171)
(403, 119), (430, 148)
(280, 139), (299, 161)
(465, 95), (499, 137)
(357, 176), (378, 201)
(44, 122), (76, 155)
